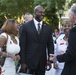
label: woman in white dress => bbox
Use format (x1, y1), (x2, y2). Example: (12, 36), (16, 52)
(0, 19), (20, 75)
(54, 19), (72, 75)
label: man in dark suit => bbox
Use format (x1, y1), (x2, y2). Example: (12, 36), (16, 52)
(19, 5), (54, 75)
(50, 3), (76, 75)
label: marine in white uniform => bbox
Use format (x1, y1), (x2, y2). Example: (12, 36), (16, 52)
(54, 18), (72, 75)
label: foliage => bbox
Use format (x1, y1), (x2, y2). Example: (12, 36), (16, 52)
(68, 0), (76, 8)
(0, 0), (66, 31)
(0, 0), (34, 27)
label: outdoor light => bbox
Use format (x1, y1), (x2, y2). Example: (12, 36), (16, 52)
(58, 9), (63, 29)
(59, 9), (63, 18)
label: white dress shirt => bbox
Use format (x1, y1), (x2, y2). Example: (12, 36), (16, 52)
(33, 18), (43, 31)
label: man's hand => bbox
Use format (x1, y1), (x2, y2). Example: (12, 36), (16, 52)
(49, 54), (57, 63)
(20, 63), (27, 73)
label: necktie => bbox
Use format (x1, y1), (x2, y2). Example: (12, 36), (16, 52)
(38, 23), (41, 34)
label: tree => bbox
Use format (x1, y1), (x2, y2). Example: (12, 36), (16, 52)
(0, 0), (34, 27)
(0, 0), (66, 31)
(69, 0), (76, 8)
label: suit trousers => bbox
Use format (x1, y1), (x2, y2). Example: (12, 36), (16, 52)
(20, 62), (45, 75)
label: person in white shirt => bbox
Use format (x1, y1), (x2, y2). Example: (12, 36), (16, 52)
(54, 19), (72, 75)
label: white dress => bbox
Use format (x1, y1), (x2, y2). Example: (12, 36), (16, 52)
(54, 34), (68, 75)
(1, 33), (20, 75)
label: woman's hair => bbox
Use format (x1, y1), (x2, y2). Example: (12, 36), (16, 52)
(62, 18), (71, 26)
(1, 19), (19, 35)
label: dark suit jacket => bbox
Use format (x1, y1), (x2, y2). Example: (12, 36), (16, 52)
(57, 25), (76, 75)
(19, 20), (54, 70)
